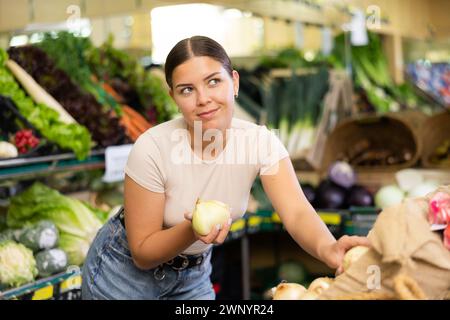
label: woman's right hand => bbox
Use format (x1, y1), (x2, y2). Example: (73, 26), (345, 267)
(184, 212), (232, 245)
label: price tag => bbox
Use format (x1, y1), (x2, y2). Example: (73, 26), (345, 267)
(248, 215), (263, 227)
(230, 219), (245, 232)
(32, 285), (53, 300)
(318, 212), (342, 226)
(60, 275), (82, 293)
(102, 144), (133, 183)
(271, 212), (282, 223)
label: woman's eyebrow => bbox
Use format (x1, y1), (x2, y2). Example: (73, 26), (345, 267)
(175, 72), (221, 88)
(203, 71), (221, 81)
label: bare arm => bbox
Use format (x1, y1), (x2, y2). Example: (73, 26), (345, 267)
(124, 175), (231, 270)
(123, 175), (197, 269)
(260, 158), (370, 269)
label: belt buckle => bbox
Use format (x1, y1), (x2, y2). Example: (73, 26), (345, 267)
(171, 254), (189, 271)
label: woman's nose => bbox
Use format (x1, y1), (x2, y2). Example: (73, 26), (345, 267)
(196, 88), (211, 106)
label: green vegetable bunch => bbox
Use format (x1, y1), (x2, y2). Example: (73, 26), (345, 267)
(87, 35), (178, 123)
(38, 32), (122, 116)
(0, 49), (92, 160)
(7, 182), (105, 265)
(331, 32), (429, 113)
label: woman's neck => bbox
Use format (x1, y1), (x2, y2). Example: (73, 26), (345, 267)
(187, 124), (228, 160)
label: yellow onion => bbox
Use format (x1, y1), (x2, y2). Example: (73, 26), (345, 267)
(272, 283), (307, 300)
(299, 291), (319, 300)
(308, 277), (334, 295)
(343, 246), (370, 271)
(192, 199), (231, 236)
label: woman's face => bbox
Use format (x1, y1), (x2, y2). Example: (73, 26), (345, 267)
(170, 56), (239, 133)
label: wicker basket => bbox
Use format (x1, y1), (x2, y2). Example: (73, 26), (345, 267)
(421, 111), (450, 169)
(321, 112), (424, 172)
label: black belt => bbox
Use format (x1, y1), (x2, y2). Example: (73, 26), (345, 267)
(117, 207), (207, 271)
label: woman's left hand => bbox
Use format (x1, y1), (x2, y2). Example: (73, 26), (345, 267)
(321, 235), (371, 275)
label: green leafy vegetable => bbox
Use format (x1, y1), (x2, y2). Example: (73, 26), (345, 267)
(58, 233), (90, 266)
(7, 182), (104, 265)
(0, 240), (38, 287)
(7, 45), (127, 148)
(37, 32), (122, 116)
(87, 34), (178, 123)
(0, 49), (92, 160)
(331, 32), (429, 113)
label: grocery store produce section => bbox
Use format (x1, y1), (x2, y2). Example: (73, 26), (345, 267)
(1, 9), (449, 300)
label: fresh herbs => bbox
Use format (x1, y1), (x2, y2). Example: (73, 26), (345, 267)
(7, 45), (128, 148)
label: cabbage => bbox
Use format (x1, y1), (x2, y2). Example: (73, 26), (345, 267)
(0, 241), (38, 287)
(58, 234), (91, 266)
(7, 183), (104, 266)
(7, 182), (102, 243)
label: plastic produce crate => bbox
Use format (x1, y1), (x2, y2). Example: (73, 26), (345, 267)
(0, 268), (82, 300)
(345, 206), (381, 236)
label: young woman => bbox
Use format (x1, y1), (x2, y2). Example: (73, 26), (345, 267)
(81, 36), (370, 300)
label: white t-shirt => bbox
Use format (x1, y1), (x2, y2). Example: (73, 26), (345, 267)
(124, 117), (289, 254)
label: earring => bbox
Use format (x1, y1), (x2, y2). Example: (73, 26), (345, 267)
(234, 93), (239, 99)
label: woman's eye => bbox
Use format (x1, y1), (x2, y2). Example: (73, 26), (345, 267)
(180, 87), (193, 95)
(208, 78), (220, 86)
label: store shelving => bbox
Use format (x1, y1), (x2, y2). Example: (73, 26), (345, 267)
(0, 149), (106, 181)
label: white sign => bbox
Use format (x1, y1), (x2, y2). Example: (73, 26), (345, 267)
(102, 144), (133, 183)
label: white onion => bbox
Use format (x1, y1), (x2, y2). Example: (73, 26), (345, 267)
(308, 277), (333, 295)
(343, 246), (370, 271)
(299, 291), (319, 300)
(191, 199), (231, 236)
(272, 283), (307, 300)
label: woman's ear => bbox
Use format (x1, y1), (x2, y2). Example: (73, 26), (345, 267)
(232, 70), (240, 96)
(169, 88), (174, 100)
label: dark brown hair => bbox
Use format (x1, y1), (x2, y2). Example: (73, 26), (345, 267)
(164, 36), (233, 89)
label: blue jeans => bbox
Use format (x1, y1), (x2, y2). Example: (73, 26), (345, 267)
(81, 213), (215, 300)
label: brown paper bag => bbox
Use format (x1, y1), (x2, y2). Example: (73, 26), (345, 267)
(319, 186), (450, 300)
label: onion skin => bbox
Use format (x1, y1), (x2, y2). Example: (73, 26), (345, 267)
(308, 277), (333, 295)
(343, 246), (370, 271)
(299, 291), (319, 300)
(191, 199), (231, 236)
(272, 283), (307, 300)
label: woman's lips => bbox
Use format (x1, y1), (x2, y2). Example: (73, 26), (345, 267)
(197, 107), (220, 120)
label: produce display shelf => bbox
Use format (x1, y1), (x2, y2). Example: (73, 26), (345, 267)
(226, 208), (365, 243)
(0, 149), (106, 180)
(0, 207), (375, 301)
(0, 268), (82, 300)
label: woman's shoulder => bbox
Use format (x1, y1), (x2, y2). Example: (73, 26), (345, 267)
(146, 116), (186, 136)
(132, 117), (185, 150)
